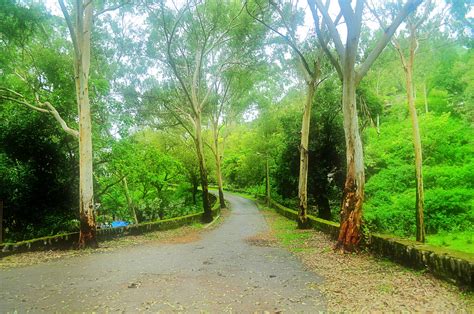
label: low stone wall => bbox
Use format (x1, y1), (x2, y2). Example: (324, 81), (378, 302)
(0, 194), (219, 257)
(266, 199), (474, 289)
(369, 233), (473, 288)
(269, 200), (340, 240)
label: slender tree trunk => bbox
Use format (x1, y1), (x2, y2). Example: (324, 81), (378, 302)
(376, 114), (380, 135)
(337, 72), (365, 251)
(76, 1), (96, 248)
(194, 114), (212, 222)
(215, 155), (226, 209)
(122, 177), (138, 224)
(423, 81), (428, 113)
(316, 194), (331, 220)
(406, 68), (425, 242)
(192, 178), (198, 205)
(394, 27), (426, 243)
(213, 127), (226, 209)
(265, 156), (271, 206)
(298, 82), (316, 228)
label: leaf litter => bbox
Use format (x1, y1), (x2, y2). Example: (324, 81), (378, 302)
(259, 207), (473, 312)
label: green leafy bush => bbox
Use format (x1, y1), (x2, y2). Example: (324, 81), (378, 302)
(364, 111), (473, 237)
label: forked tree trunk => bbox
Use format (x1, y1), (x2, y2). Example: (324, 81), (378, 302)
(298, 81), (316, 228)
(194, 115), (212, 223)
(76, 1), (96, 248)
(307, 0), (423, 252)
(337, 72), (365, 251)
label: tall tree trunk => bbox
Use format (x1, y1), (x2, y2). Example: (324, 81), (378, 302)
(406, 68), (425, 243)
(298, 81), (316, 228)
(194, 114), (212, 222)
(213, 127), (226, 209)
(394, 26), (426, 243)
(265, 156), (271, 206)
(337, 72), (365, 251)
(76, 1), (96, 248)
(122, 177), (138, 224)
(401, 32), (426, 242)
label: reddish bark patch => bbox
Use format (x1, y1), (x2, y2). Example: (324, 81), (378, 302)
(336, 174), (363, 252)
(78, 212), (98, 249)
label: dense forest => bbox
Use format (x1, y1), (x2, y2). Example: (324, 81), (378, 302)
(0, 0), (472, 252)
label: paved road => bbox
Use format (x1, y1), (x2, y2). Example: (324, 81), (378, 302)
(0, 193), (325, 312)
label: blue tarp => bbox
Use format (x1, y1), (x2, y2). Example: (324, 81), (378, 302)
(111, 220), (129, 228)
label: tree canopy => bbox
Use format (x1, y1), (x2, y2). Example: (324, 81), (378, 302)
(0, 0), (472, 253)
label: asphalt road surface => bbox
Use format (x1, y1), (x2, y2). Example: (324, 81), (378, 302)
(0, 193), (325, 312)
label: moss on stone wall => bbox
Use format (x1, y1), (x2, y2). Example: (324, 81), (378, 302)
(0, 194), (219, 257)
(267, 198), (473, 289)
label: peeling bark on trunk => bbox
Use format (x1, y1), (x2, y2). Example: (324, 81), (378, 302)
(408, 75), (425, 242)
(308, 0), (422, 252)
(336, 73), (365, 251)
(298, 81), (316, 228)
(75, 1), (97, 249)
(195, 115), (212, 223)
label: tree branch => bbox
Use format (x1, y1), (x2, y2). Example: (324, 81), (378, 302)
(356, 0), (423, 85)
(245, 2), (313, 81)
(309, 0), (345, 61)
(43, 101), (79, 138)
(96, 174), (126, 198)
(93, 0), (131, 18)
(307, 0), (343, 79)
(58, 0), (80, 60)
(0, 88), (79, 138)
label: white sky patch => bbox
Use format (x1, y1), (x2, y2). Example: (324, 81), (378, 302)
(242, 103), (259, 122)
(42, 0), (62, 16)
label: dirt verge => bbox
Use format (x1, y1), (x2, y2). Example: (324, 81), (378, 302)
(260, 207), (474, 312)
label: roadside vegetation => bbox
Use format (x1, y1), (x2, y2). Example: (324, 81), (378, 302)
(1, 0), (472, 256)
(256, 205), (473, 311)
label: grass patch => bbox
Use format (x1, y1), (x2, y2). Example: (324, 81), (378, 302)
(426, 231), (474, 254)
(222, 189), (258, 201)
(259, 205), (312, 253)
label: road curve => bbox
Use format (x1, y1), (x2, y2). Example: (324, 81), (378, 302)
(0, 193), (325, 312)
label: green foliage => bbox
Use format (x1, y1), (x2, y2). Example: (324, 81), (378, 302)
(1, 0), (472, 255)
(364, 111), (473, 237)
(426, 231), (474, 254)
(96, 131), (202, 224)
